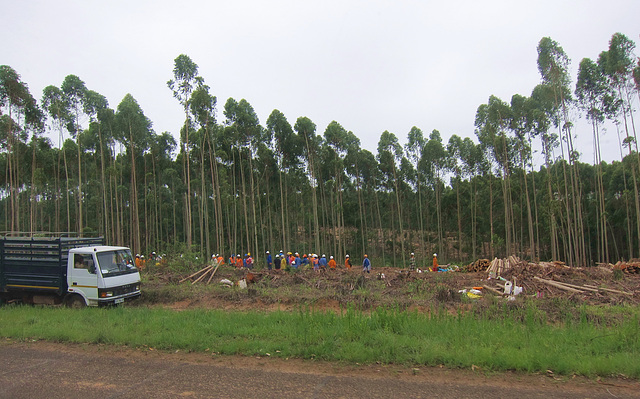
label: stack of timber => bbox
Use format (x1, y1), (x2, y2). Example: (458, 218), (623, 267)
(468, 259), (491, 272)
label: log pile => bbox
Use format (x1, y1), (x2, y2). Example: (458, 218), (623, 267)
(467, 259), (490, 272)
(486, 255), (526, 277)
(613, 260), (640, 274)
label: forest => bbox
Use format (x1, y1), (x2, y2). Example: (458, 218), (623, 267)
(1, 33), (639, 267)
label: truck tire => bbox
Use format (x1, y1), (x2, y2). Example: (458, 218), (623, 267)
(65, 295), (87, 309)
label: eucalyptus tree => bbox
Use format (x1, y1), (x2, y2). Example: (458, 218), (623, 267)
(324, 120), (353, 258)
(354, 148), (381, 258)
(168, 54), (200, 248)
(295, 116), (321, 250)
(458, 137), (485, 259)
(475, 96), (515, 257)
(115, 93), (152, 254)
(509, 94), (539, 259)
(530, 83), (560, 259)
(377, 130), (405, 267)
(267, 109), (299, 252)
(61, 74), (90, 234)
(83, 90), (111, 236)
(576, 57), (617, 263)
(422, 130), (447, 259)
(447, 134), (465, 259)
(405, 127), (426, 258)
(344, 135), (366, 253)
(0, 65), (43, 232)
(189, 81), (219, 256)
(42, 84), (73, 232)
(601, 33), (640, 256)
(537, 37), (587, 266)
(223, 98), (262, 255)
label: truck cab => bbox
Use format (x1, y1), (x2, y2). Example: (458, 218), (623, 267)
(66, 246), (141, 307)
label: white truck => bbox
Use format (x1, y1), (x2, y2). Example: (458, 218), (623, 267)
(0, 235), (141, 307)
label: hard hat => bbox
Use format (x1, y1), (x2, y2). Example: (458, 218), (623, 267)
(295, 252), (299, 255)
(237, 254), (241, 257)
(411, 252), (415, 256)
(322, 254), (326, 258)
(266, 251), (270, 254)
(330, 256), (334, 259)
(364, 254), (368, 257)
(346, 254), (350, 258)
(433, 253), (437, 257)
(247, 252), (251, 256)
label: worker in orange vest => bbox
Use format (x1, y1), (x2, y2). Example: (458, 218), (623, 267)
(328, 256), (337, 269)
(345, 254), (352, 269)
(432, 253), (439, 272)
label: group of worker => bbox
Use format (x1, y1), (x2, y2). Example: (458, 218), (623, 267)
(261, 251), (372, 273)
(211, 253), (254, 269)
(134, 252), (163, 270)
(210, 251), (439, 273)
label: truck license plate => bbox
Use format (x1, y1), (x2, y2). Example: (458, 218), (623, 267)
(115, 298), (124, 304)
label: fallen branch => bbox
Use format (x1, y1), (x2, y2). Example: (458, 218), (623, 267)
(482, 285), (505, 296)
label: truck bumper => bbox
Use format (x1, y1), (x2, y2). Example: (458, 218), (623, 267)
(97, 291), (141, 307)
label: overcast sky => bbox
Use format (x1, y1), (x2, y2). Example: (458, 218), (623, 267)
(3, 0), (639, 166)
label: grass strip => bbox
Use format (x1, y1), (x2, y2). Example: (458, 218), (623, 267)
(1, 304), (639, 378)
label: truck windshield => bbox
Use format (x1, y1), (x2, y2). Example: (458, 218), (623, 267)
(96, 250), (138, 276)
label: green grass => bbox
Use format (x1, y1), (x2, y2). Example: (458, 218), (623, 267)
(1, 303), (639, 378)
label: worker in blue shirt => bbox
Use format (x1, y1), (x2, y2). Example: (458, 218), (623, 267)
(266, 251), (272, 271)
(363, 254), (371, 273)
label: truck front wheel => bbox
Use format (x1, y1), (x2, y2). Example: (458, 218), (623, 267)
(65, 295), (87, 309)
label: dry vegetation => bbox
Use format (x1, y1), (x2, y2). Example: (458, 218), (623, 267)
(137, 257), (640, 323)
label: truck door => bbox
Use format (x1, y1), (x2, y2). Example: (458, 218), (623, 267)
(69, 253), (99, 301)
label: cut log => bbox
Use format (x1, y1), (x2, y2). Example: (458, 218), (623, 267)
(192, 265), (214, 284)
(533, 277), (585, 293)
(548, 280), (599, 293)
(206, 263), (221, 284)
(179, 264), (214, 283)
(583, 284), (633, 296)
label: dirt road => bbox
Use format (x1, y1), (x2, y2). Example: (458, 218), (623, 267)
(1, 340), (637, 398)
